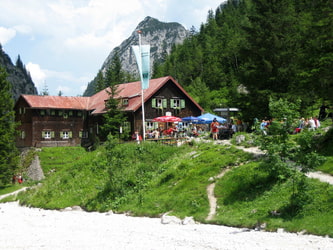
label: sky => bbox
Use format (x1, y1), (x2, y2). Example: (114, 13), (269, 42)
(0, 0), (223, 96)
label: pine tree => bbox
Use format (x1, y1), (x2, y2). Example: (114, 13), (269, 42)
(41, 82), (49, 96)
(108, 52), (124, 85)
(94, 70), (106, 93)
(238, 0), (301, 119)
(100, 63), (125, 141)
(0, 67), (19, 185)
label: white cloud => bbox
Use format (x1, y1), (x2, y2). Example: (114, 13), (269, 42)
(56, 85), (71, 95)
(0, 27), (16, 45)
(26, 62), (46, 90)
(1, 0), (224, 96)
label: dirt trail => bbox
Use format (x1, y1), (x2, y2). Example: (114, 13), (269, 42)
(206, 168), (231, 221)
(205, 139), (333, 221)
(0, 187), (28, 201)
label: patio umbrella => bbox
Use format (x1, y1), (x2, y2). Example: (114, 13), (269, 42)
(153, 115), (182, 123)
(181, 116), (205, 124)
(197, 113), (226, 124)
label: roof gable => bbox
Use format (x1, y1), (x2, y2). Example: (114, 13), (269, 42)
(16, 76), (203, 114)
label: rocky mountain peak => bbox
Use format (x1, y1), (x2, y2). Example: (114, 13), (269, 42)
(83, 17), (188, 96)
(0, 45), (38, 100)
(103, 16), (188, 74)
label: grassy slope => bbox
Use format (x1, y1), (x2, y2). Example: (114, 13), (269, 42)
(7, 130), (333, 237)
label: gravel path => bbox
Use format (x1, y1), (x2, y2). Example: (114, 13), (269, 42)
(1, 202), (333, 250)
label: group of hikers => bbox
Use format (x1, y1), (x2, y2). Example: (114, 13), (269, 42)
(12, 174), (23, 184)
(132, 103), (332, 142)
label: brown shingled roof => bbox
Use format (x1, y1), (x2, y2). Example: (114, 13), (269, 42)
(89, 76), (172, 114)
(18, 76), (203, 115)
(20, 95), (90, 110)
(89, 76), (203, 114)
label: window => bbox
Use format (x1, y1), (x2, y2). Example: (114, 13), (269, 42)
(170, 99), (185, 109)
(40, 110), (45, 116)
(152, 98), (167, 109)
(60, 131), (72, 139)
(122, 99), (129, 106)
(146, 122), (158, 130)
(63, 131), (69, 139)
(21, 131), (25, 139)
(42, 131), (54, 139)
(19, 108), (26, 114)
(45, 131), (51, 139)
(79, 130), (89, 138)
(79, 131), (88, 138)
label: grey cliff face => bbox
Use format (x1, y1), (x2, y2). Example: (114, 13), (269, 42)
(0, 46), (38, 99)
(102, 16), (188, 78)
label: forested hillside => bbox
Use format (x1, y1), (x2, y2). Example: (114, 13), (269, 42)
(154, 0), (332, 121)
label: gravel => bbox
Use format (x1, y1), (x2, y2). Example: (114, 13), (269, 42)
(1, 202), (332, 250)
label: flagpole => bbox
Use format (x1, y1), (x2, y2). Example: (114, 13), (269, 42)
(138, 30), (146, 141)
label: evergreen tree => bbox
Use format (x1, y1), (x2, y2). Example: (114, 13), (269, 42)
(238, 0), (301, 119)
(100, 64), (125, 141)
(41, 82), (49, 96)
(108, 52), (124, 85)
(0, 67), (19, 185)
(296, 0), (333, 103)
(94, 70), (106, 93)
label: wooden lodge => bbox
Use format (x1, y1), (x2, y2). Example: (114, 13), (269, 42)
(14, 76), (203, 147)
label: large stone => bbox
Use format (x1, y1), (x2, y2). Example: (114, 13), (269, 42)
(27, 155), (45, 181)
(161, 213), (182, 225)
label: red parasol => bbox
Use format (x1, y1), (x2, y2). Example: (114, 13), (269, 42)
(152, 115), (182, 123)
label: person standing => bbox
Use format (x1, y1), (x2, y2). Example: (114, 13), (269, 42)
(308, 117), (316, 131)
(319, 103), (330, 121)
(210, 118), (219, 140)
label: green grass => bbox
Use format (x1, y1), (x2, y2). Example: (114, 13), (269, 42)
(214, 162), (333, 236)
(2, 127), (333, 237)
(317, 156), (333, 175)
(0, 184), (26, 196)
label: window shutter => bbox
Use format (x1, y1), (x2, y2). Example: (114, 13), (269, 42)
(42, 131), (45, 138)
(152, 98), (156, 108)
(51, 131), (55, 138)
(180, 99), (185, 109)
(69, 131), (72, 138)
(60, 132), (63, 138)
(79, 131), (82, 138)
(163, 99), (167, 108)
(170, 99), (174, 108)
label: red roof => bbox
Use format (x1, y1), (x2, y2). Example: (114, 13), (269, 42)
(18, 76), (203, 114)
(20, 95), (91, 110)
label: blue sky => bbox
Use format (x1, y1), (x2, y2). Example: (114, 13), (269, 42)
(0, 0), (223, 96)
